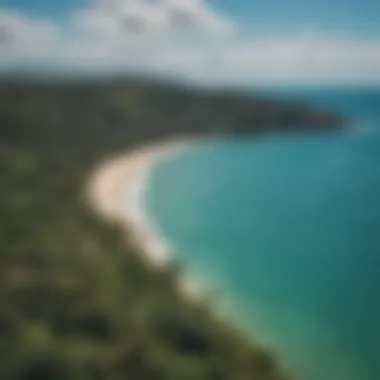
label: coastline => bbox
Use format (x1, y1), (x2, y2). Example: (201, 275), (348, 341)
(3, 79), (350, 380)
(88, 137), (202, 297)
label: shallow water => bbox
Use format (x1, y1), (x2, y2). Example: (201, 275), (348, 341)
(147, 88), (380, 380)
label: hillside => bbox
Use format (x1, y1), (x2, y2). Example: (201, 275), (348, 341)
(0, 78), (343, 380)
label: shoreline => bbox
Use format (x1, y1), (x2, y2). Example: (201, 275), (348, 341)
(88, 137), (202, 297)
(87, 135), (293, 378)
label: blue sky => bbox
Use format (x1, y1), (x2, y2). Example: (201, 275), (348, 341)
(217, 0), (379, 27)
(0, 0), (85, 19)
(0, 0), (379, 84)
(1, 0), (379, 36)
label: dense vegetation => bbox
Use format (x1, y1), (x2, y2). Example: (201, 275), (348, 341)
(0, 78), (342, 380)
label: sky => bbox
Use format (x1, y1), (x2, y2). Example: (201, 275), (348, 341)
(0, 0), (379, 85)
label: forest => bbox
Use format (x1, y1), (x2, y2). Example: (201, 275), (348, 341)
(0, 78), (343, 379)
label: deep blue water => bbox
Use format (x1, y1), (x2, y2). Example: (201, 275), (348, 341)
(147, 88), (380, 380)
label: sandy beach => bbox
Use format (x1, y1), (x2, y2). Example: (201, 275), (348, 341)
(88, 138), (201, 296)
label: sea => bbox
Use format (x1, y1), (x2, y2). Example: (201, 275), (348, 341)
(146, 87), (380, 380)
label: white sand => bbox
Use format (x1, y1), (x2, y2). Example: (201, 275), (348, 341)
(88, 138), (201, 297)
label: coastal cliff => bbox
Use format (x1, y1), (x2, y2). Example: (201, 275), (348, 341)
(0, 78), (343, 379)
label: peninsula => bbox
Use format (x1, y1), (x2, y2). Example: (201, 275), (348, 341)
(0, 78), (343, 379)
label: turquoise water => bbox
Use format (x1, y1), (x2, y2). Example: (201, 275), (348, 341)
(147, 88), (380, 380)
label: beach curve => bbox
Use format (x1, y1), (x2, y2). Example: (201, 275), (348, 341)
(88, 137), (201, 297)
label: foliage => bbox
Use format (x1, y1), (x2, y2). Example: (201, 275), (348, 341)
(0, 78), (342, 379)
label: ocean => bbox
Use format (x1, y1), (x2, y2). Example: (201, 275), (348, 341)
(146, 88), (380, 380)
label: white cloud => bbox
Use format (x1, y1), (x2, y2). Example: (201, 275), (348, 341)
(0, 3), (380, 84)
(73, 0), (234, 42)
(183, 36), (380, 84)
(0, 11), (59, 63)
